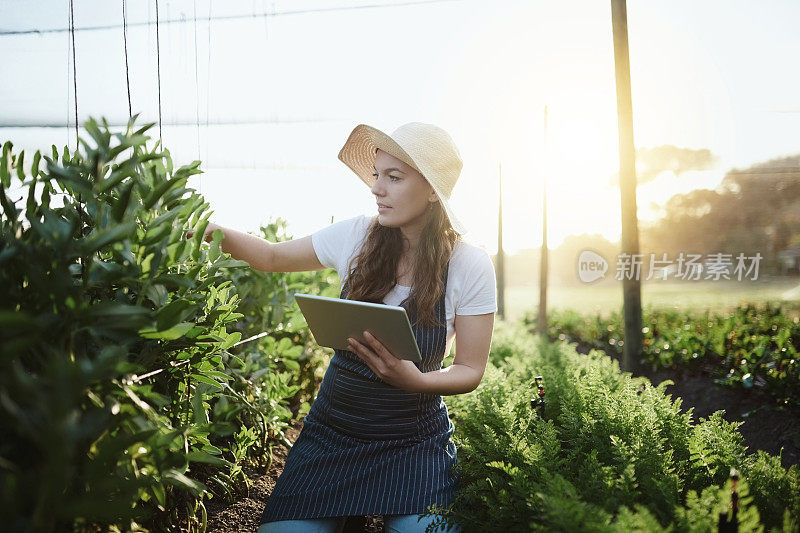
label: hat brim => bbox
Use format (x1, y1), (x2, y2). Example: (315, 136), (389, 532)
(338, 124), (467, 235)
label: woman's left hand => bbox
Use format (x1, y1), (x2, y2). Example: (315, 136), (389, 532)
(348, 331), (425, 393)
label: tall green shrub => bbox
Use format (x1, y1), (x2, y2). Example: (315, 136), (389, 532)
(0, 117), (324, 531)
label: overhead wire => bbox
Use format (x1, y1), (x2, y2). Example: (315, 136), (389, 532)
(155, 0), (163, 146)
(1, 117), (339, 128)
(0, 0), (463, 36)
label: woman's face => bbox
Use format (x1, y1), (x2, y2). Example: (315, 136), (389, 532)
(371, 149), (438, 234)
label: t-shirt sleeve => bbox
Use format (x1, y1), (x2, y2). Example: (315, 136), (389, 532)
(311, 214), (369, 277)
(456, 248), (498, 315)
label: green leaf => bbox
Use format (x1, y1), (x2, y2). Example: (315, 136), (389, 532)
(208, 240), (221, 263)
(150, 204), (182, 227)
(88, 302), (151, 329)
(96, 163), (133, 193)
(191, 388), (209, 425)
(162, 469), (206, 496)
(156, 299), (196, 331)
(143, 175), (188, 210)
(151, 483), (167, 509)
(80, 221), (137, 254)
(0, 186), (19, 222)
(185, 450), (232, 467)
(111, 179), (135, 221)
(220, 331), (242, 351)
(190, 374), (223, 391)
(151, 273), (195, 290)
(25, 174), (37, 218)
(30, 150), (41, 178)
(201, 444), (222, 455)
(192, 211), (212, 258)
(204, 370), (232, 381)
(1, 141), (12, 187)
(141, 221), (173, 246)
(139, 322), (195, 340)
(15, 150), (24, 181)
(143, 283), (169, 307)
(211, 258), (251, 270)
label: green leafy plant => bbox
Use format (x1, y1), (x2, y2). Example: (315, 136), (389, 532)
(442, 321), (800, 532)
(0, 117), (331, 531)
(526, 303), (800, 407)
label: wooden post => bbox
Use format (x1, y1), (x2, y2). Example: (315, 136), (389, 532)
(610, 0), (643, 374)
(538, 106), (549, 339)
(496, 162), (506, 320)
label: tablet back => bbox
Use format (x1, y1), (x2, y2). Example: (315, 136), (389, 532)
(294, 293), (422, 363)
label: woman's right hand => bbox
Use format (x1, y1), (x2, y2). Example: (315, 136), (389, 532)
(186, 221), (223, 243)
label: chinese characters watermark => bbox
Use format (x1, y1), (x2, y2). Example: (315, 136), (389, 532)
(577, 250), (762, 283)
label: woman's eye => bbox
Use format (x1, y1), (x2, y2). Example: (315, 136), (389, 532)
(371, 173), (399, 182)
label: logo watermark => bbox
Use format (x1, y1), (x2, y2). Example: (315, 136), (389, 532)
(577, 250), (609, 283)
(577, 251), (762, 282)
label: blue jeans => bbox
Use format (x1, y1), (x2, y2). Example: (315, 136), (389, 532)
(257, 513), (461, 533)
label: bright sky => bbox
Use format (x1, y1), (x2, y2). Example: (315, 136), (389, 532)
(1, 0), (799, 254)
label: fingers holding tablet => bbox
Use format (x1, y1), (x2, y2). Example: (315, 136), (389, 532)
(348, 332), (425, 392)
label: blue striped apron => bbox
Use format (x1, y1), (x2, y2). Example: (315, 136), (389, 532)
(260, 264), (457, 522)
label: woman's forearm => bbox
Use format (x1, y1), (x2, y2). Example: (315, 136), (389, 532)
(418, 363), (482, 396)
(214, 226), (274, 272)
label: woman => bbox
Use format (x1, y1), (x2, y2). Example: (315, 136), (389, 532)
(193, 123), (496, 532)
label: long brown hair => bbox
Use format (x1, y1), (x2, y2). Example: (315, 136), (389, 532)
(344, 203), (460, 328)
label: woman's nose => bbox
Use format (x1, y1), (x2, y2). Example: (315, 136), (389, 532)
(370, 177), (384, 196)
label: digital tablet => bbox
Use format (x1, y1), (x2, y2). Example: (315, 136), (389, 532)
(293, 293), (422, 363)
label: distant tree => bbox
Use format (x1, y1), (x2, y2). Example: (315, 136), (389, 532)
(641, 154), (800, 272)
(551, 234), (620, 284)
(608, 145), (716, 187)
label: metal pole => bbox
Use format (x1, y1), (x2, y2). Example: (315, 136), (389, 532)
(610, 0), (643, 373)
(538, 106), (549, 339)
(496, 162), (506, 320)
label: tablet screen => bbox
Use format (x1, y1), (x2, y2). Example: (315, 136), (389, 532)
(294, 293), (422, 363)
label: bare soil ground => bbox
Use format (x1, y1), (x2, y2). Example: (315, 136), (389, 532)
(204, 417), (384, 533)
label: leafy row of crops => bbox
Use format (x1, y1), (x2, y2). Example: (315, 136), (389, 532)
(0, 118), (337, 531)
(523, 304), (800, 407)
(441, 322), (800, 532)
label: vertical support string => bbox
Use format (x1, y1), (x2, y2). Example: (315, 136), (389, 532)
(155, 0), (163, 146)
(69, 0), (85, 279)
(193, 0), (201, 162)
(193, 0), (202, 196)
(206, 0), (213, 168)
(66, 2), (71, 149)
(69, 0), (78, 152)
(123, 0), (132, 119)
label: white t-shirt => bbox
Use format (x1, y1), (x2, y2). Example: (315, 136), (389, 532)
(311, 214), (497, 356)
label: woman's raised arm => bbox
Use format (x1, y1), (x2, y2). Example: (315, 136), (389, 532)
(187, 223), (325, 273)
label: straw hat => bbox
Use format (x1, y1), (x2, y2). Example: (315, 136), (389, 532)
(337, 122), (467, 235)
